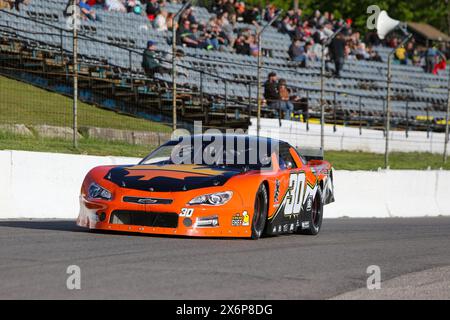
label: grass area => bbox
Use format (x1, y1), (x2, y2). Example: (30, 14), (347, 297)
(1, 131), (449, 169)
(1, 76), (448, 169)
(0, 131), (153, 158)
(0, 76), (171, 133)
(326, 151), (450, 170)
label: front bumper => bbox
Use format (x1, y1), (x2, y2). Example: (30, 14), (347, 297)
(76, 196), (253, 238)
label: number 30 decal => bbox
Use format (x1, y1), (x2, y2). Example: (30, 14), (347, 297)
(180, 208), (194, 217)
(284, 172), (306, 216)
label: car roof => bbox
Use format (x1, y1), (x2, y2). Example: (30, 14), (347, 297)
(168, 134), (288, 147)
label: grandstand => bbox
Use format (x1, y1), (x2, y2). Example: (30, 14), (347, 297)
(0, 0), (449, 134)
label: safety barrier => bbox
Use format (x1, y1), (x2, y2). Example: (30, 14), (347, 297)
(0, 150), (449, 219)
(249, 118), (446, 154)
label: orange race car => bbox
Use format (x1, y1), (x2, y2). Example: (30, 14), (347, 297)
(77, 134), (334, 239)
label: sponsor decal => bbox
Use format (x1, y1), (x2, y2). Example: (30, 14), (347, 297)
(274, 180), (280, 204)
(302, 221), (310, 229)
(306, 195), (313, 211)
(232, 213), (243, 226)
(289, 223), (294, 231)
(242, 211), (250, 226)
(232, 211), (249, 226)
(272, 226), (277, 233)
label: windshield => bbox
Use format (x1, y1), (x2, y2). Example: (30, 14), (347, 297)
(140, 136), (274, 171)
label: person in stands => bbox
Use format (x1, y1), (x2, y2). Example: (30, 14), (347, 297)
(142, 40), (169, 77)
(277, 78), (294, 120)
(264, 72), (279, 110)
(328, 32), (346, 77)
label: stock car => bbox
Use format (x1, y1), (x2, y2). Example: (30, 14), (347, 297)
(77, 134), (334, 239)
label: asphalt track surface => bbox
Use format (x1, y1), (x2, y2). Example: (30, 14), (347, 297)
(1, 217), (450, 299)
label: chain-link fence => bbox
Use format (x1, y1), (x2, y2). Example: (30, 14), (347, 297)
(1, 3), (450, 164)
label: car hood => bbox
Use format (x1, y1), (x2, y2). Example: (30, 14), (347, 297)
(104, 164), (242, 192)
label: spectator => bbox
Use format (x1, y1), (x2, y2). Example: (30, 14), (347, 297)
(355, 43), (370, 61)
(264, 4), (277, 23)
(209, 24), (229, 49)
(142, 40), (168, 77)
(177, 20), (199, 48)
(234, 35), (250, 55)
(126, 0), (143, 14)
(182, 7), (197, 25)
(395, 45), (407, 65)
(78, 0), (100, 21)
(166, 12), (174, 30)
(153, 9), (168, 31)
(218, 12), (235, 45)
(305, 41), (318, 62)
(242, 6), (260, 24)
(367, 46), (382, 62)
(223, 0), (236, 17)
(288, 39), (306, 66)
(8, 0), (26, 11)
(235, 1), (245, 19)
(145, 0), (159, 21)
(425, 45), (445, 74)
(277, 78), (294, 120)
(264, 72), (279, 109)
(280, 16), (295, 37)
(105, 0), (126, 12)
(247, 34), (259, 57)
(328, 32), (346, 77)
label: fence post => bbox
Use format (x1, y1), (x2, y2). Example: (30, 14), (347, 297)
(426, 103), (430, 139)
(72, 0), (78, 149)
(443, 65), (450, 163)
(333, 92), (337, 132)
(405, 100), (409, 138)
(306, 91), (309, 131)
(248, 83), (252, 119)
(60, 29), (64, 61)
(129, 50), (133, 89)
(224, 80), (228, 124)
(256, 11), (282, 137)
(320, 26), (344, 150)
(359, 96), (362, 135)
(171, 1), (192, 132)
(382, 100), (386, 138)
(200, 71), (204, 112)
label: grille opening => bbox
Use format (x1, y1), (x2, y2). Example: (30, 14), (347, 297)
(110, 210), (178, 228)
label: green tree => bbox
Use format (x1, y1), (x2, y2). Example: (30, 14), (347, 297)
(244, 0), (449, 35)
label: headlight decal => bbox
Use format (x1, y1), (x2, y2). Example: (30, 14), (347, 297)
(88, 182), (112, 200)
(188, 191), (233, 206)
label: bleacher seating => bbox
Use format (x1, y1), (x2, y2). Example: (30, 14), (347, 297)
(0, 1), (449, 130)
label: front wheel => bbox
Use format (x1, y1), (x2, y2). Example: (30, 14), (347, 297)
(251, 184), (268, 239)
(298, 188), (323, 235)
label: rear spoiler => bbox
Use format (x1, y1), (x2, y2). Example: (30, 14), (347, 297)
(296, 147), (324, 161)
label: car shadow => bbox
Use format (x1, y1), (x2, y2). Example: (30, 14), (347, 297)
(0, 219), (85, 233)
(0, 220), (254, 241)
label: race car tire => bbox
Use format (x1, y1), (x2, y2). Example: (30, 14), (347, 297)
(251, 183), (268, 240)
(298, 188), (323, 235)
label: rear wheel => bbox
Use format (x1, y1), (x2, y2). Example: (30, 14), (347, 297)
(251, 184), (268, 239)
(299, 189), (323, 235)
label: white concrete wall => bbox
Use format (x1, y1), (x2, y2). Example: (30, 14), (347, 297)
(249, 118), (446, 154)
(326, 170), (450, 218)
(0, 150), (140, 219)
(0, 150), (449, 219)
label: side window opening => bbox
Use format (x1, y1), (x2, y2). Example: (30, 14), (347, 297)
(279, 143), (297, 170)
